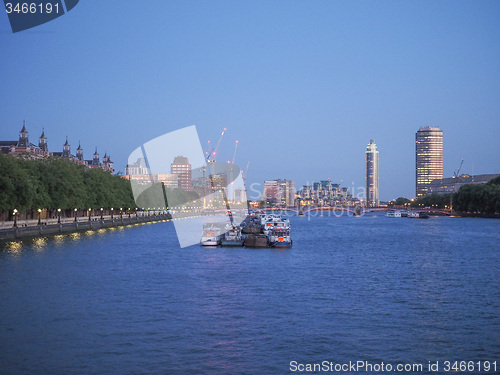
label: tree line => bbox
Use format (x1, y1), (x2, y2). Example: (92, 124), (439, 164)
(391, 176), (500, 215)
(0, 154), (204, 218)
(0, 154), (136, 212)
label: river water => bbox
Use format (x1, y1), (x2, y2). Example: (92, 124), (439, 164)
(0, 213), (499, 374)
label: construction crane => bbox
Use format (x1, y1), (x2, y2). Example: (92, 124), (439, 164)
(239, 161), (250, 181)
(231, 140), (239, 165)
(206, 128), (226, 164)
(454, 158), (464, 179)
(242, 161), (250, 214)
(203, 128), (235, 226)
(227, 140), (240, 202)
(205, 140), (211, 162)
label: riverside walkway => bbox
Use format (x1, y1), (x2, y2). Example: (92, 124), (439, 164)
(0, 212), (171, 241)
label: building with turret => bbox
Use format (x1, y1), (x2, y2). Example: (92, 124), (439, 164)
(102, 152), (114, 171)
(39, 129), (48, 152)
(0, 122), (52, 159)
(0, 122), (113, 172)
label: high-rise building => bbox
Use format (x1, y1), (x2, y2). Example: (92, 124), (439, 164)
(263, 180), (279, 203)
(125, 158), (150, 176)
(277, 179), (295, 206)
(263, 179), (295, 206)
(416, 126), (443, 197)
(171, 156), (191, 191)
(365, 139), (379, 207)
(234, 188), (247, 203)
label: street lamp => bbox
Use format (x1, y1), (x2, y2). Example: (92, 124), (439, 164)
(57, 208), (61, 224)
(13, 208), (18, 228)
(100, 207), (104, 220)
(111, 208), (114, 220)
(74, 208), (78, 222)
(38, 208), (42, 225)
(120, 208), (123, 219)
(88, 208), (92, 221)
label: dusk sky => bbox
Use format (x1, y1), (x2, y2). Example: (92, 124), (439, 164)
(1, 1), (499, 201)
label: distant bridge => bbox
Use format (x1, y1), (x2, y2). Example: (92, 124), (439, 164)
(261, 206), (358, 215)
(260, 206), (452, 216)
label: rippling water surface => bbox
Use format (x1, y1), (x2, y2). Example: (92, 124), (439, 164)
(1, 214), (499, 374)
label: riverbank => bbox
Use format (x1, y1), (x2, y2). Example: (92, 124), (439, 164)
(0, 213), (172, 241)
(454, 212), (500, 219)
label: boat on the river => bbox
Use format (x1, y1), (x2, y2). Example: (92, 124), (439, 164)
(408, 211), (429, 219)
(386, 209), (402, 218)
(262, 217), (290, 235)
(267, 228), (292, 247)
(244, 233), (269, 248)
(220, 226), (244, 246)
(200, 225), (223, 246)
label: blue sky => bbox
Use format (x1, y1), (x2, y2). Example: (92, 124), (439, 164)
(1, 1), (499, 200)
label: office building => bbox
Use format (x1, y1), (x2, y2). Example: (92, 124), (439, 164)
(125, 158), (150, 176)
(263, 179), (295, 206)
(170, 156), (191, 191)
(416, 126), (443, 197)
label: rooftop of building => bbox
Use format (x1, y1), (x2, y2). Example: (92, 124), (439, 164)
(429, 174), (500, 186)
(418, 126), (442, 132)
(172, 156), (189, 164)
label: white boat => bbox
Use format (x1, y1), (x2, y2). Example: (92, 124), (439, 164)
(386, 209), (402, 218)
(200, 226), (223, 246)
(220, 226), (244, 246)
(262, 217), (290, 235)
(259, 213), (281, 225)
(408, 211), (429, 219)
(267, 228), (292, 247)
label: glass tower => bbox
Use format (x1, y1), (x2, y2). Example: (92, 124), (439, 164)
(416, 126), (443, 197)
(366, 139), (379, 207)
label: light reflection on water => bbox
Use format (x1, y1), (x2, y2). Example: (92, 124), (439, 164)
(0, 220), (163, 256)
(1, 227), (112, 254)
(53, 234), (65, 244)
(69, 232), (81, 241)
(32, 237), (48, 252)
(5, 240), (22, 255)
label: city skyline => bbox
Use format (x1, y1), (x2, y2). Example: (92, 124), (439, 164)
(1, 2), (499, 200)
(2, 121), (496, 203)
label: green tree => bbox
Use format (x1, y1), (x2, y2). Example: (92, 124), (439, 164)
(389, 197), (411, 206)
(0, 154), (136, 213)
